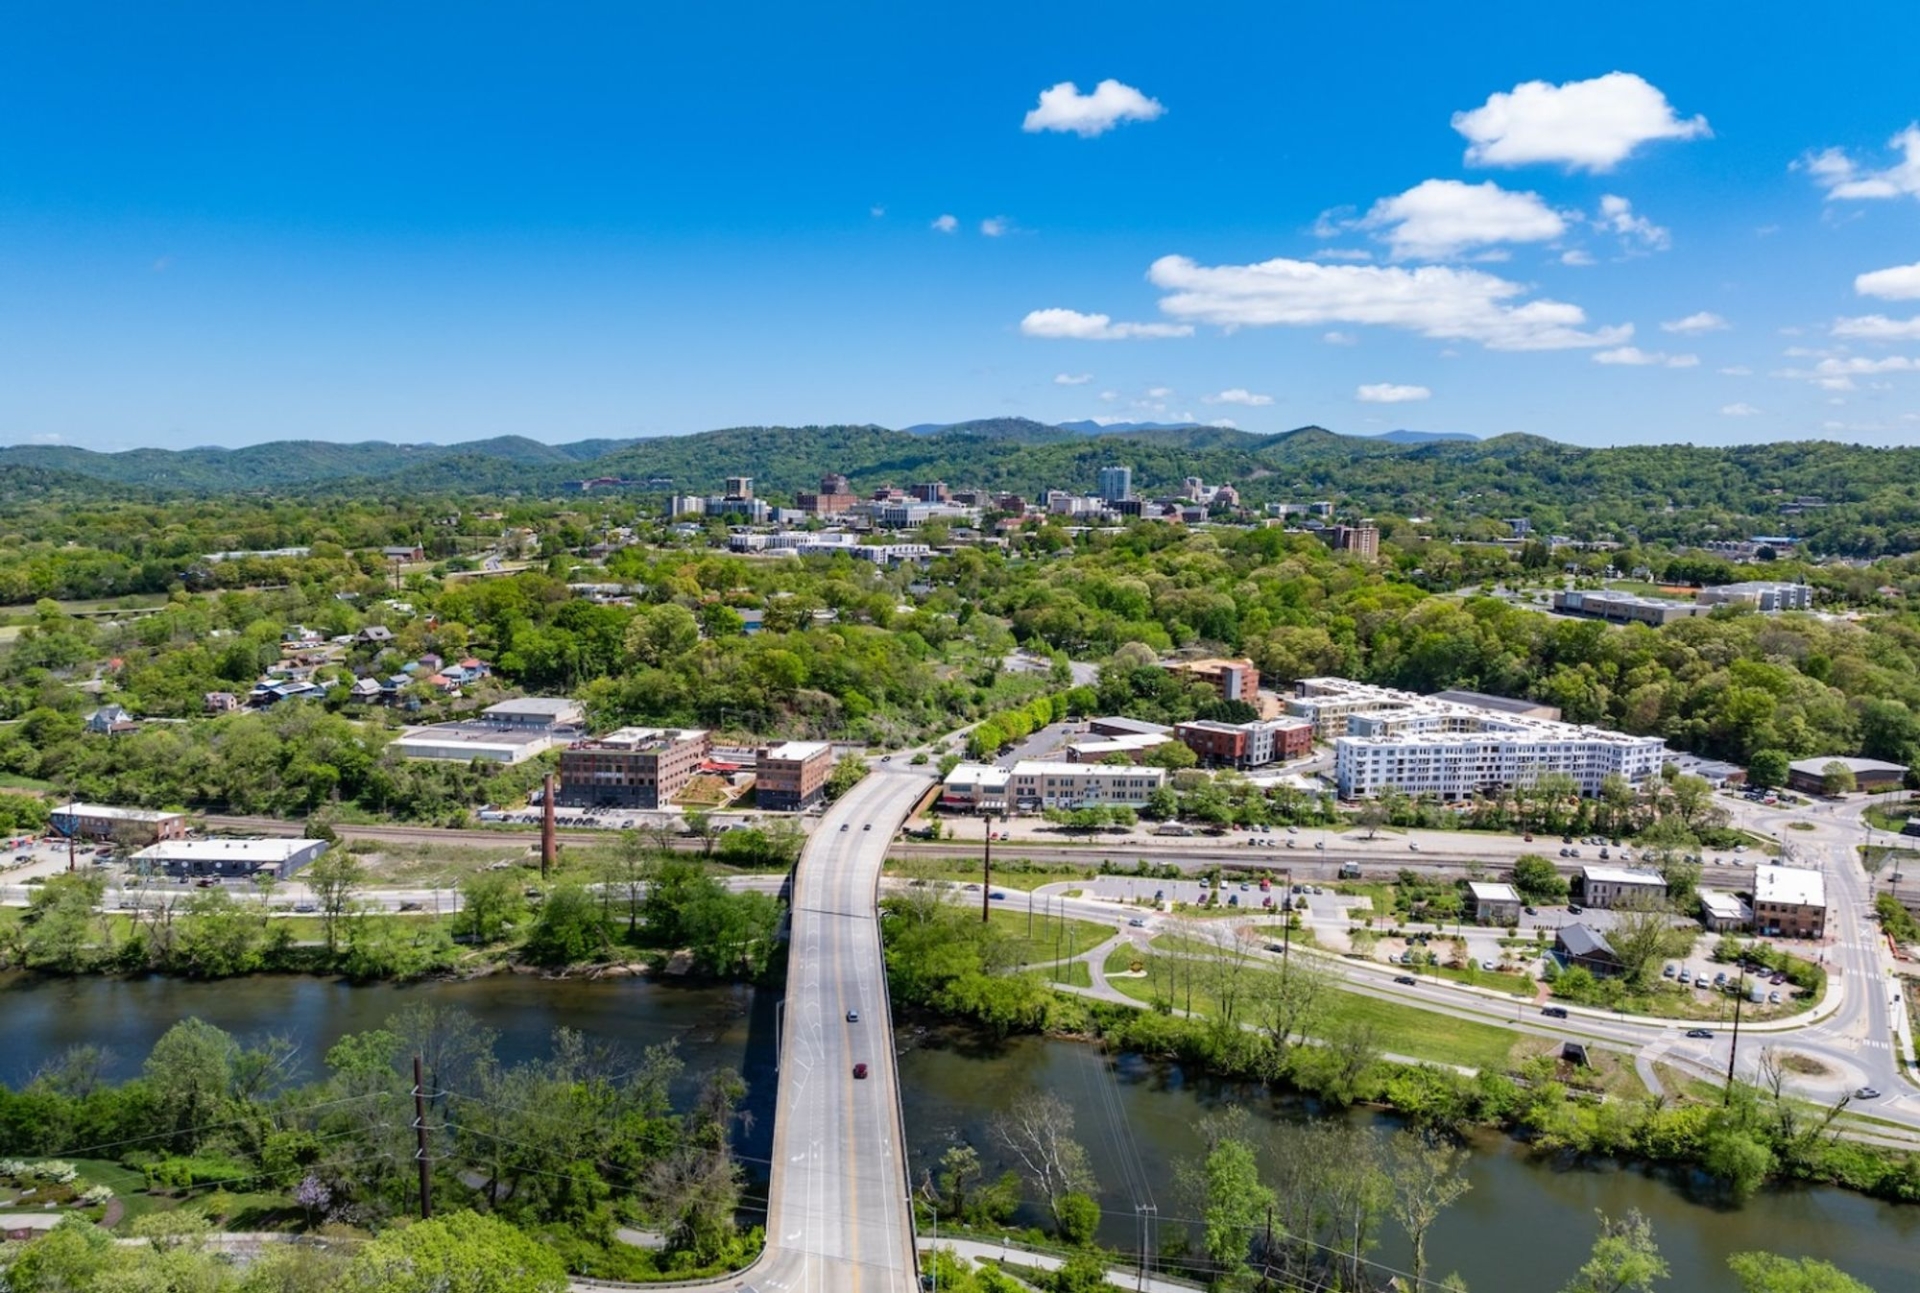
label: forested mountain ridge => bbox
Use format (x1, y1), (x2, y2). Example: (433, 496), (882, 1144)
(6, 424), (1920, 552)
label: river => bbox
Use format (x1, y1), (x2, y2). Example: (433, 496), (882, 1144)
(1, 973), (1912, 1291)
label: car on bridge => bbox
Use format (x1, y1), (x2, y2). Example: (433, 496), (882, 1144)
(846, 1010), (859, 1023)
(852, 1063), (869, 1079)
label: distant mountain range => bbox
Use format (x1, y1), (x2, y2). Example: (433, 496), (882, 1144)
(903, 418), (1479, 444)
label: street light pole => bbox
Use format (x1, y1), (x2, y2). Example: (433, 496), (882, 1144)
(1724, 971), (1746, 1102)
(982, 814), (992, 925)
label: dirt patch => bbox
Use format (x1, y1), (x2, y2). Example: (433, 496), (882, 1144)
(1775, 1051), (1831, 1077)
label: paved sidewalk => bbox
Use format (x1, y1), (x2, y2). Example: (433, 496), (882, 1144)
(924, 1236), (1203, 1293)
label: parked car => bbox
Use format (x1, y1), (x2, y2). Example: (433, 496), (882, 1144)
(1856, 1087), (1881, 1100)
(1663, 964), (1677, 978)
(1567, 903), (1583, 915)
(1524, 905), (1538, 915)
(1128, 917), (1146, 927)
(1767, 991), (1781, 1004)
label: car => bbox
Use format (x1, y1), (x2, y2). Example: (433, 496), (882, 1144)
(881, 755), (891, 763)
(1541, 1006), (1569, 1019)
(863, 823), (872, 831)
(1128, 917), (1146, 927)
(1562, 836), (1574, 845)
(1524, 905), (1538, 916)
(1314, 841), (1325, 850)
(1408, 841), (1420, 851)
(1663, 964), (1677, 978)
(1239, 882), (1250, 891)
(1767, 991), (1781, 1004)
(196, 877), (217, 887)
(1394, 975), (1418, 985)
(293, 902), (317, 913)
(1678, 971), (1691, 985)
(1855, 1087), (1881, 1099)
(1567, 903), (1583, 915)
(990, 891), (1006, 901)
(1523, 833), (1533, 842)
(1770, 973), (1786, 985)
(1287, 826), (1298, 835)
(1481, 959), (1499, 971)
(1734, 843), (1747, 852)
(1559, 847), (1571, 857)
(1247, 838), (1260, 847)
(1285, 839), (1295, 849)
(853, 1063), (869, 1079)
(398, 901), (423, 912)
(1227, 894), (1239, 907)
(1713, 972), (1727, 985)
(963, 883), (980, 891)
(1686, 1028), (1714, 1039)
(840, 823), (849, 831)
(846, 1009), (860, 1022)
(1153, 889), (1164, 902)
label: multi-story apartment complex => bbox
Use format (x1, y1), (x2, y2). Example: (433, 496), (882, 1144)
(1097, 465), (1133, 502)
(755, 740), (835, 811)
(1006, 761), (1167, 811)
(1329, 524), (1380, 560)
(1309, 678), (1667, 800)
(1175, 717), (1314, 769)
(1695, 581), (1813, 612)
(1167, 657), (1260, 704)
(557, 727), (712, 809)
(1753, 867), (1826, 938)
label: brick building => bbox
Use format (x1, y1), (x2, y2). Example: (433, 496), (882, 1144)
(558, 727), (712, 809)
(1175, 717), (1314, 769)
(756, 741), (835, 811)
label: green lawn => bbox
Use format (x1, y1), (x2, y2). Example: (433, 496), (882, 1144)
(1107, 951), (1523, 1072)
(1412, 961), (1539, 998)
(987, 907), (1112, 967)
(886, 859), (1100, 892)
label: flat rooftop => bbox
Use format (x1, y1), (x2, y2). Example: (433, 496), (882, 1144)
(1581, 865), (1666, 886)
(134, 839), (320, 863)
(760, 740), (832, 762)
(483, 697), (584, 718)
(1755, 867), (1826, 908)
(54, 802), (182, 822)
(397, 722), (555, 748)
(575, 726), (708, 751)
(1468, 881), (1520, 902)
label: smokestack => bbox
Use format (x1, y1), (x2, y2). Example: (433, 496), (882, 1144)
(541, 773), (556, 880)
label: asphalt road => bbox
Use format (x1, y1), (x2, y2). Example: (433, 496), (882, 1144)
(751, 769), (929, 1293)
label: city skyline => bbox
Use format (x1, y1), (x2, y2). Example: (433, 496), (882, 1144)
(3, 2), (1919, 450)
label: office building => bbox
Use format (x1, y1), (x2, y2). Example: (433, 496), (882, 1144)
(725, 476), (754, 500)
(1579, 865), (1667, 909)
(756, 741), (835, 811)
(558, 727), (712, 808)
(1753, 867), (1826, 938)
(1699, 891), (1753, 932)
(1097, 465), (1133, 502)
(1468, 881), (1522, 925)
(1007, 761), (1166, 811)
(50, 803), (187, 845)
(939, 763), (1012, 812)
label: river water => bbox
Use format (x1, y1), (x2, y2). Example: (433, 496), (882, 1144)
(2, 973), (1912, 1291)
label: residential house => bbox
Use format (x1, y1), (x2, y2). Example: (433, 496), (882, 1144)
(204, 691), (241, 714)
(84, 705), (138, 736)
(357, 625), (396, 646)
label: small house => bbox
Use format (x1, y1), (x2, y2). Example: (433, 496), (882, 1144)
(1556, 924), (1622, 977)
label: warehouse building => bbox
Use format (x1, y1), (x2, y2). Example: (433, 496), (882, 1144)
(133, 837), (331, 880)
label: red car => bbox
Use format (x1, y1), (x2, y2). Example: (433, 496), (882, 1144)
(852, 1063), (869, 1080)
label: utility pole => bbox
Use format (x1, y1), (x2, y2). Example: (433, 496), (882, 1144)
(412, 1055), (433, 1219)
(1724, 972), (1746, 1103)
(1280, 867), (1292, 973)
(981, 814), (992, 924)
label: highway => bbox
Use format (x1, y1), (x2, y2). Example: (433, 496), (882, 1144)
(733, 768), (931, 1293)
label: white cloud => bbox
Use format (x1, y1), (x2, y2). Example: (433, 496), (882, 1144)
(1313, 248), (1374, 262)
(1209, 418), (1239, 429)
(1593, 346), (1699, 368)
(1595, 195), (1670, 251)
(1146, 385), (1174, 398)
(1718, 366), (1753, 376)
(1098, 390), (1119, 402)
(1356, 383), (1432, 403)
(1800, 125), (1920, 200)
(1022, 79), (1165, 137)
(1053, 372), (1093, 386)
(1452, 72), (1709, 172)
(1145, 254), (1629, 351)
(931, 214), (958, 233)
(1833, 315), (1920, 341)
(1021, 308), (1193, 341)
(1721, 402), (1762, 416)
(870, 206), (886, 218)
(980, 216), (1009, 237)
(1560, 249), (1596, 266)
(1354, 179), (1567, 259)
(1662, 311), (1729, 334)
(1204, 388), (1274, 406)
(1856, 261), (1920, 299)
(1772, 353), (1919, 390)
(1322, 330), (1358, 345)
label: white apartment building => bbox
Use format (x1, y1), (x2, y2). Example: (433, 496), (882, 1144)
(1316, 678), (1667, 800)
(1695, 581), (1812, 612)
(1007, 761), (1166, 811)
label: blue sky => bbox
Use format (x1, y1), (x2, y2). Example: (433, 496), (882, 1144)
(4, 2), (1920, 450)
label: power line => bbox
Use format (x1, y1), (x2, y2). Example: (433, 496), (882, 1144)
(32, 1089), (396, 1162)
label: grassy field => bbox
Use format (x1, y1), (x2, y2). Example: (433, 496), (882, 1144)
(886, 858), (1100, 892)
(1405, 961), (1539, 998)
(986, 907), (1113, 968)
(1106, 950), (1524, 1072)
